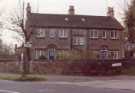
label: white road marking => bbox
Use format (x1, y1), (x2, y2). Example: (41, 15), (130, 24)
(0, 89), (20, 93)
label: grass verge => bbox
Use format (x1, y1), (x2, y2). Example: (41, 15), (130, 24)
(0, 73), (47, 81)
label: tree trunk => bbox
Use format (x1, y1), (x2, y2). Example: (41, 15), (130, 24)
(22, 37), (31, 77)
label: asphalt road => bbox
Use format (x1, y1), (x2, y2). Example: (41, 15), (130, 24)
(0, 80), (134, 93)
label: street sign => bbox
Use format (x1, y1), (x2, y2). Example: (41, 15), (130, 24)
(24, 42), (32, 48)
(112, 63), (122, 67)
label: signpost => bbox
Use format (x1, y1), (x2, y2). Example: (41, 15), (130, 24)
(24, 42), (32, 48)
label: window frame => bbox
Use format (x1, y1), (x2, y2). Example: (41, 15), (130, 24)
(35, 49), (46, 59)
(36, 28), (46, 38)
(58, 29), (68, 38)
(109, 51), (119, 59)
(101, 31), (107, 39)
(73, 37), (85, 46)
(110, 31), (119, 40)
(49, 29), (56, 38)
(89, 29), (99, 39)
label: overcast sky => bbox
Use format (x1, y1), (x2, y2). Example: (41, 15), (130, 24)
(0, 0), (131, 46)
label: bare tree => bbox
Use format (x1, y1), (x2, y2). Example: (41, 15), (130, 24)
(6, 0), (32, 76)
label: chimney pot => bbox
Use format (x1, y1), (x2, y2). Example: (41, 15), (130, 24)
(68, 5), (75, 15)
(107, 7), (114, 17)
(26, 3), (31, 13)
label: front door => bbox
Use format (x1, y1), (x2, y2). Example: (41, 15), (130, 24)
(48, 48), (55, 60)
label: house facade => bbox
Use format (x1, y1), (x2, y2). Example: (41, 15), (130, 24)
(25, 3), (124, 61)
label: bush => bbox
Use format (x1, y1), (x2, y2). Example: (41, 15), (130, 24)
(123, 67), (135, 75)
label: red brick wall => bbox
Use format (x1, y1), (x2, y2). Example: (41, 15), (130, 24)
(0, 60), (126, 75)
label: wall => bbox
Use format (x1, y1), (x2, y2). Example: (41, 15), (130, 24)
(0, 60), (98, 75)
(0, 59), (128, 75)
(0, 61), (21, 73)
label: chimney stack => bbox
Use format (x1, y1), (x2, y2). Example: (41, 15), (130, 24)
(68, 5), (75, 15)
(107, 7), (114, 17)
(26, 3), (31, 14)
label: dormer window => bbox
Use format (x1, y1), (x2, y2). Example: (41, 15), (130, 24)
(81, 18), (86, 22)
(65, 17), (69, 21)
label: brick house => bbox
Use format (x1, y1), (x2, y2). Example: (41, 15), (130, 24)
(25, 3), (124, 61)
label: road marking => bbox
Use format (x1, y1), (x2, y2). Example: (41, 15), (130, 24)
(0, 89), (20, 93)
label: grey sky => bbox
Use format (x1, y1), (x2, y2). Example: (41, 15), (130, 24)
(0, 0), (130, 21)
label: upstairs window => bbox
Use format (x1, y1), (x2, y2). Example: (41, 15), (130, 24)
(89, 29), (99, 39)
(110, 31), (119, 39)
(36, 28), (46, 38)
(73, 37), (85, 45)
(49, 29), (56, 38)
(101, 31), (107, 39)
(58, 29), (68, 38)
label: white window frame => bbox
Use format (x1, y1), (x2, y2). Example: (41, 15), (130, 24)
(58, 29), (68, 38)
(73, 37), (85, 45)
(110, 31), (119, 39)
(110, 51), (119, 59)
(89, 29), (99, 39)
(79, 37), (85, 45)
(36, 28), (46, 38)
(49, 29), (56, 38)
(73, 37), (78, 45)
(35, 49), (45, 59)
(101, 31), (107, 39)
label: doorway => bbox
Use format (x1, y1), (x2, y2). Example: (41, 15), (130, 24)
(48, 48), (56, 60)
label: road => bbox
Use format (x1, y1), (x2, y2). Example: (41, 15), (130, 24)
(0, 79), (134, 93)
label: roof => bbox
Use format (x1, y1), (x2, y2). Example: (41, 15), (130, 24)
(29, 13), (123, 30)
